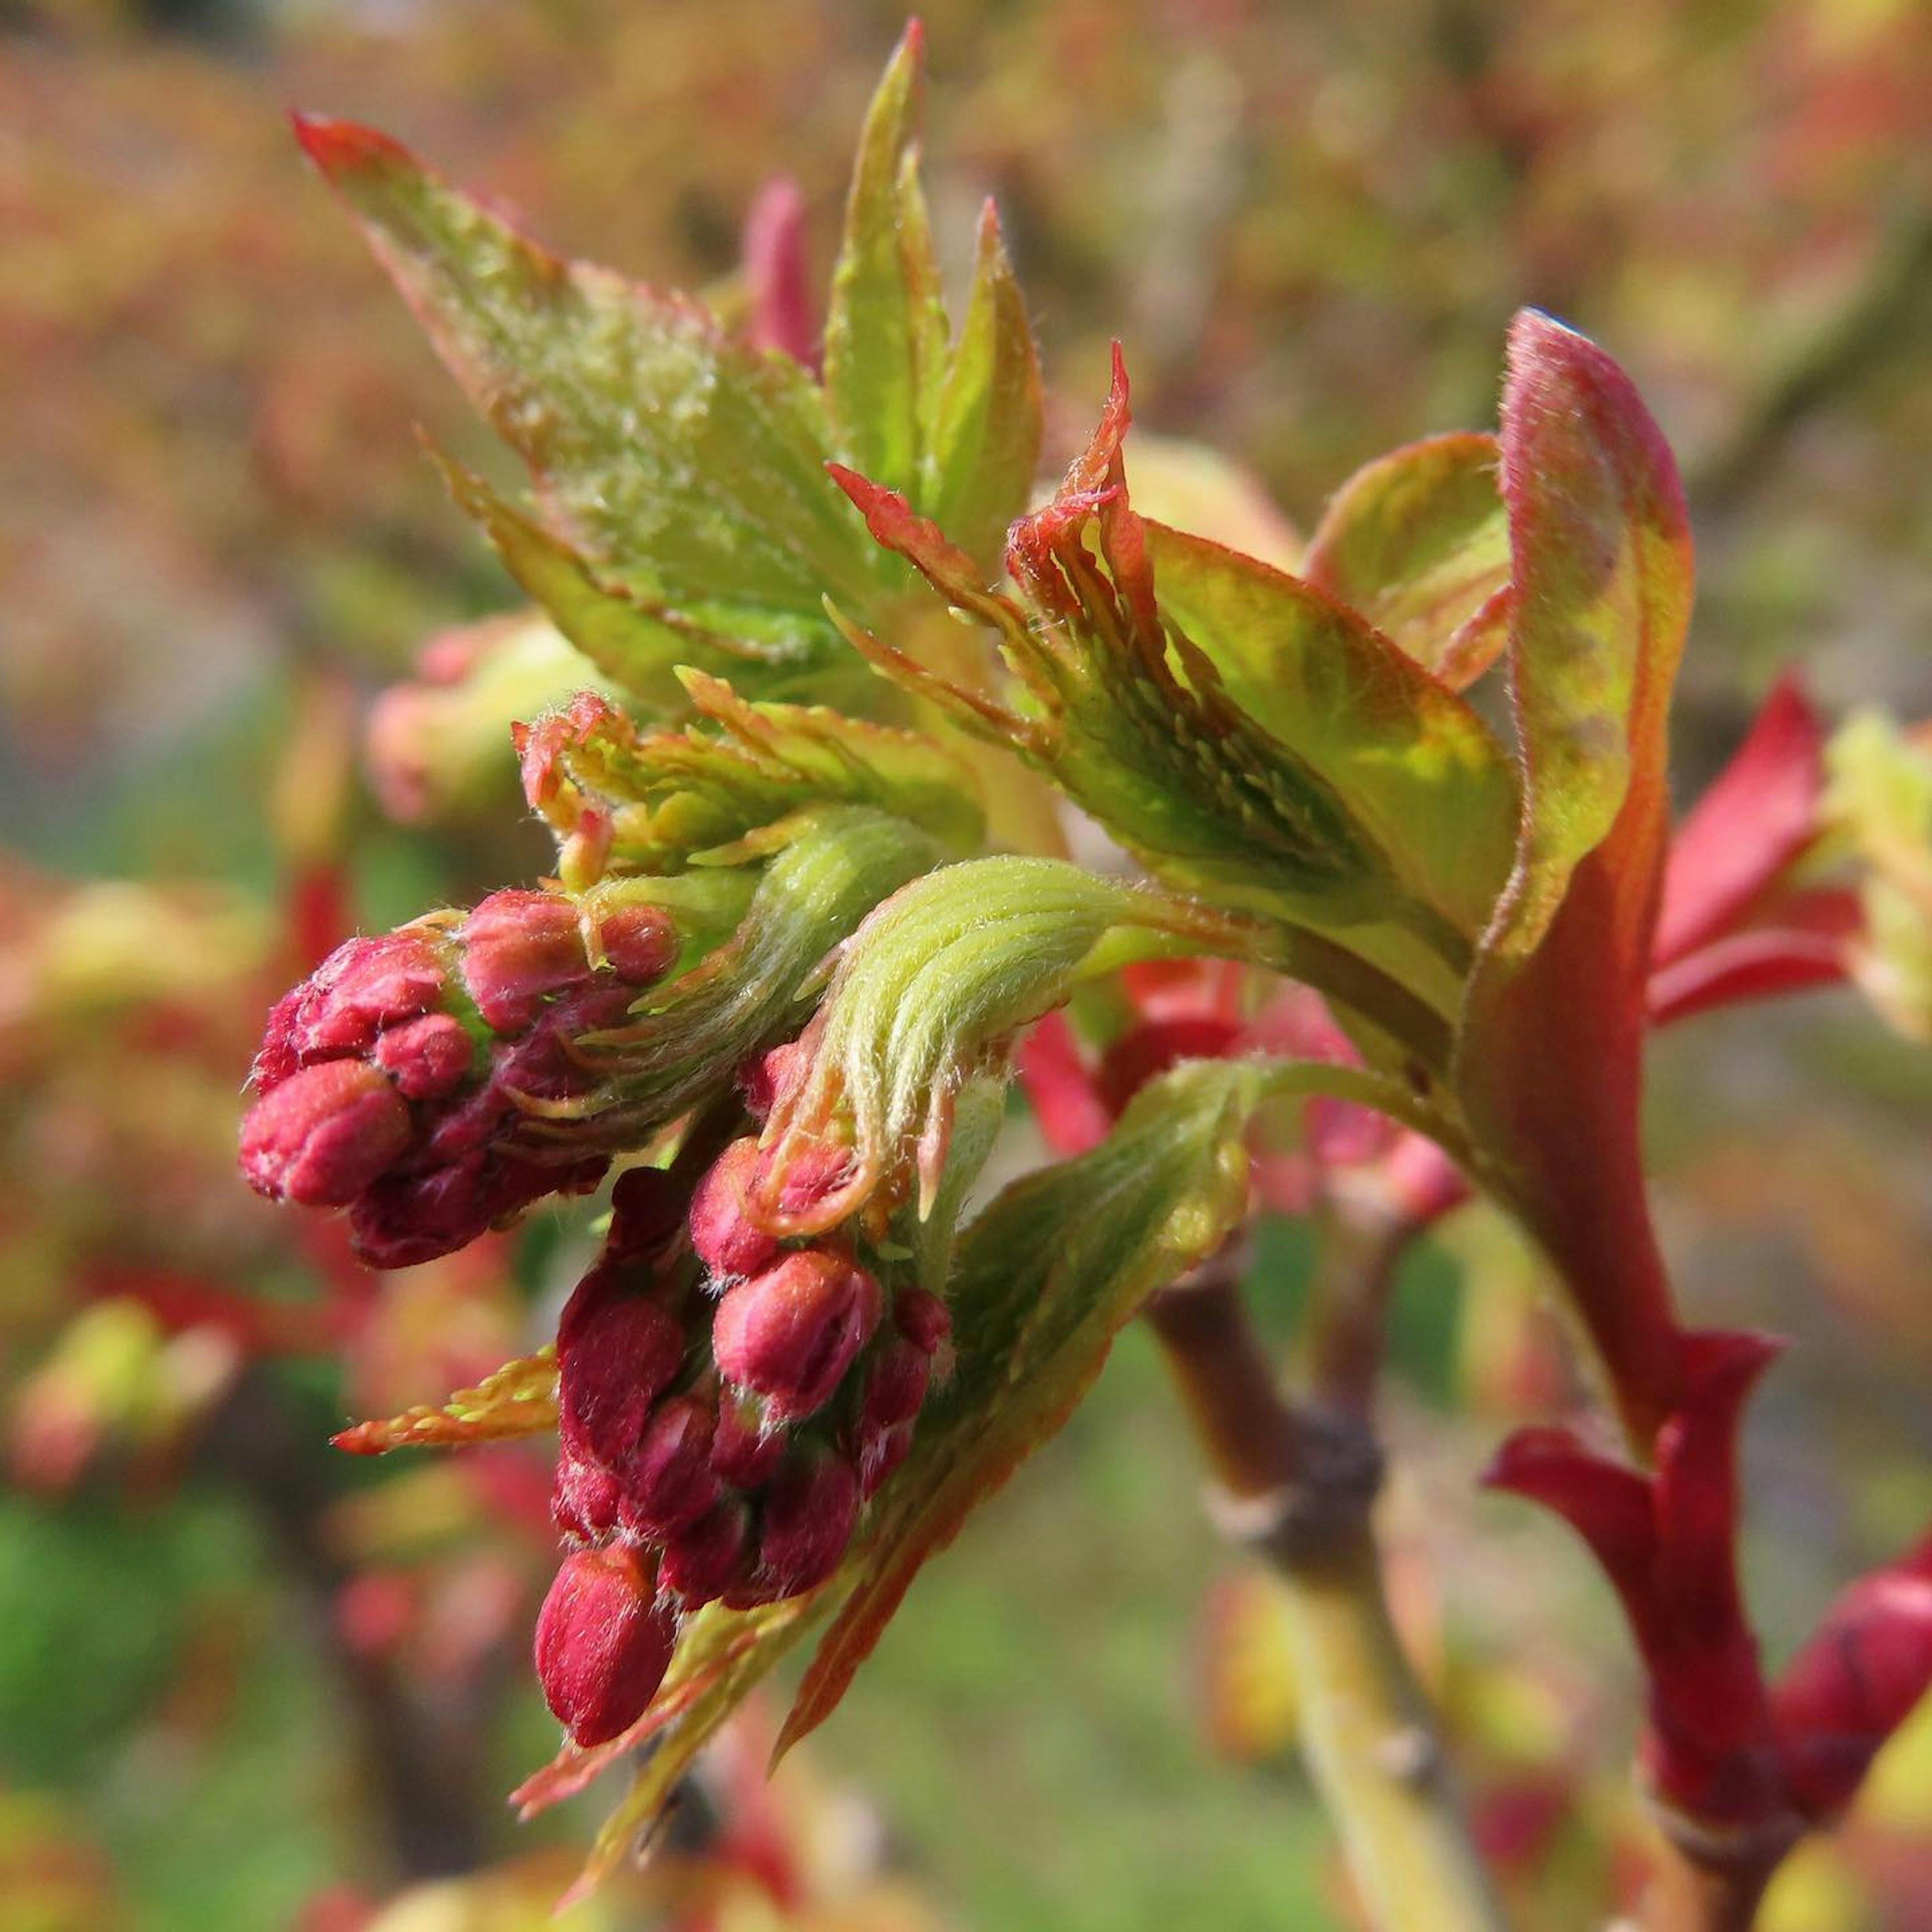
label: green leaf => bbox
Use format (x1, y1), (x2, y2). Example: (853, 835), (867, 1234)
(293, 116), (888, 651)
(822, 23), (947, 495)
(517, 676), (982, 877)
(330, 1347), (556, 1454)
(1142, 519), (1518, 947)
(921, 200), (1044, 571)
(758, 856), (1252, 1229)
(775, 1059), (1267, 1757)
(1453, 311), (1696, 1446)
(1302, 432), (1511, 686)
(434, 454), (871, 715)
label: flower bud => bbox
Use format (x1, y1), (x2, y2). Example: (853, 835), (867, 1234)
(239, 1060), (413, 1208)
(759, 1448), (859, 1594)
(739, 1040), (809, 1121)
(859, 1421), (914, 1500)
(596, 903), (678, 986)
(552, 1453), (621, 1543)
(712, 1251), (881, 1420)
(859, 1339), (931, 1435)
(893, 1287), (952, 1358)
(461, 890), (590, 1033)
(659, 1501), (751, 1607)
(618, 1397), (719, 1537)
(372, 1012), (475, 1099)
(688, 1138), (782, 1280)
(711, 1389), (786, 1488)
(557, 1274), (685, 1469)
(533, 1545), (678, 1746)
(606, 1165), (689, 1262)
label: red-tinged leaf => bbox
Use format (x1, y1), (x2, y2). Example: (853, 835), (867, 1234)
(741, 176), (818, 369)
(291, 114), (886, 640)
(1454, 312), (1697, 1444)
(1775, 1533), (1932, 1821)
(1645, 922), (1850, 1026)
(822, 23), (946, 495)
(1655, 674), (1827, 968)
(1303, 431), (1511, 683)
(773, 1060), (1264, 1759)
(331, 1347), (556, 1454)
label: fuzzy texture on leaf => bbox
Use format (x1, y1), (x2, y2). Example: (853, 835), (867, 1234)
(1454, 311), (1696, 1444)
(293, 115), (891, 655)
(1302, 431), (1511, 686)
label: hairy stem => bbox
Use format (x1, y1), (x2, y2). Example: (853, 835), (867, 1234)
(1144, 1248), (1507, 1932)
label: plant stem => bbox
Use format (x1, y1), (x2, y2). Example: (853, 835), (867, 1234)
(1145, 1252), (1508, 1932)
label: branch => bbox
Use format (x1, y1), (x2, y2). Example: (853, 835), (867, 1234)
(1144, 1244), (1508, 1932)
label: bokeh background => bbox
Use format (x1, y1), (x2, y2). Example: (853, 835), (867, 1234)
(4, 1), (1931, 1926)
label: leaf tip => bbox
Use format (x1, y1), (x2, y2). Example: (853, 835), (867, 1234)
(290, 112), (409, 182)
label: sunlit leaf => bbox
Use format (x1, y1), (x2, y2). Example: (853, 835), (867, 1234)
(331, 1346), (557, 1453)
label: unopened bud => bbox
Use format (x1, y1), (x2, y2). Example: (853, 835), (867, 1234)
(860, 1339), (931, 1435)
(596, 903), (678, 986)
(461, 890), (589, 1033)
(239, 1060), (413, 1207)
(533, 1545), (678, 1746)
(893, 1288), (952, 1358)
(711, 1389), (786, 1488)
(557, 1274), (685, 1470)
(759, 1449), (859, 1594)
(619, 1397), (719, 1536)
(739, 1040), (809, 1121)
(859, 1420), (915, 1500)
(372, 1012), (475, 1099)
(552, 1454), (621, 1543)
(659, 1500), (751, 1607)
(689, 1139), (782, 1280)
(712, 1250), (880, 1420)
(606, 1165), (689, 1261)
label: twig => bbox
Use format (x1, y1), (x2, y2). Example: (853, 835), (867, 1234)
(1144, 1241), (1508, 1932)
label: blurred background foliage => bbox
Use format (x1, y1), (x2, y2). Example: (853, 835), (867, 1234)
(2, 0), (1929, 1925)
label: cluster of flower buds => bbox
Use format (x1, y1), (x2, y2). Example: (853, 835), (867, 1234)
(531, 1049), (953, 1747)
(238, 889), (678, 1267)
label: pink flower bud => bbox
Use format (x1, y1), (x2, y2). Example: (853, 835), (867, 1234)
(372, 1012), (474, 1099)
(659, 1501), (751, 1607)
(689, 1139), (782, 1279)
(860, 1339), (931, 1435)
(597, 903), (678, 986)
(618, 1397), (719, 1536)
(461, 890), (589, 1033)
(893, 1287), (952, 1357)
(349, 1151), (607, 1268)
(557, 1274), (686, 1470)
(859, 1420), (914, 1500)
(739, 1040), (809, 1120)
(711, 1390), (786, 1488)
(303, 932), (447, 1056)
(712, 1251), (881, 1420)
(239, 1060), (413, 1208)
(552, 1454), (621, 1543)
(533, 1545), (678, 1746)
(759, 1449), (859, 1594)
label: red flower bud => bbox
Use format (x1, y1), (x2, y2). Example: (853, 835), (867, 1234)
(893, 1287), (952, 1358)
(860, 1339), (931, 1435)
(712, 1251), (880, 1420)
(739, 1040), (809, 1121)
(858, 1420), (915, 1500)
(303, 932), (447, 1056)
(557, 1275), (685, 1470)
(618, 1397), (719, 1537)
(533, 1545), (678, 1746)
(372, 1012), (474, 1099)
(759, 1449), (859, 1594)
(711, 1390), (786, 1488)
(688, 1139), (782, 1279)
(552, 1454), (621, 1543)
(597, 903), (678, 986)
(239, 1060), (413, 1208)
(659, 1501), (751, 1607)
(607, 1165), (689, 1261)
(461, 890), (590, 1033)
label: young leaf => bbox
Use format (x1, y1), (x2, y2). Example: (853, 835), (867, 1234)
(921, 200), (1044, 571)
(331, 1347), (557, 1453)
(293, 116), (889, 649)
(1303, 432), (1511, 685)
(775, 1058), (1267, 1756)
(822, 23), (947, 495)
(1455, 312), (1696, 1444)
